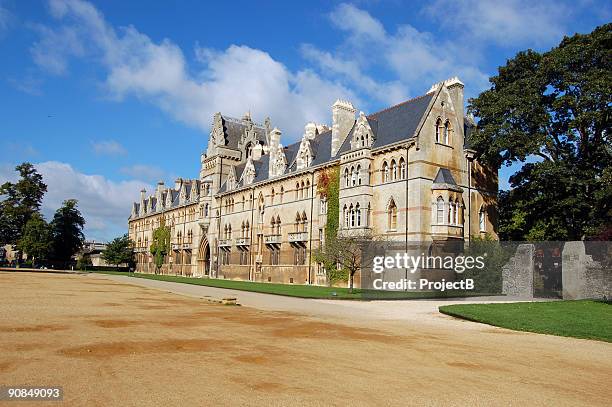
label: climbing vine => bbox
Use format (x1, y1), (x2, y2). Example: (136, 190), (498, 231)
(315, 166), (348, 284)
(150, 218), (171, 273)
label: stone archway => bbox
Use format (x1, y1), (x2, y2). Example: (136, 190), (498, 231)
(197, 239), (210, 277)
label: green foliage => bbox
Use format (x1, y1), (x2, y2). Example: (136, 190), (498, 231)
(150, 220), (171, 272)
(102, 234), (134, 266)
(0, 163), (48, 245)
(463, 235), (515, 293)
(440, 300), (612, 342)
(468, 24), (612, 240)
(314, 167), (345, 284)
(50, 199), (85, 265)
(17, 213), (52, 267)
(76, 253), (92, 270)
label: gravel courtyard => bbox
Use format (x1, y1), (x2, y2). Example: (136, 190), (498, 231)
(1, 271), (610, 406)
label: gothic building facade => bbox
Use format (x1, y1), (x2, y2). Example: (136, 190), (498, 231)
(128, 77), (498, 286)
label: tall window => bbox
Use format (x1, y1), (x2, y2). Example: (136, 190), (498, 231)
(351, 167), (356, 186)
(269, 246), (280, 265)
(479, 206), (486, 232)
(305, 180), (310, 197)
(435, 118), (442, 143)
(455, 201), (460, 225)
(356, 203), (361, 227)
(382, 161), (389, 182)
(356, 165), (362, 185)
(449, 200), (454, 224)
(399, 158), (406, 179)
(320, 195), (327, 214)
(436, 197), (445, 224)
(344, 168), (350, 187)
(270, 188), (275, 205)
(388, 199), (397, 230)
(444, 120), (450, 144)
(391, 160), (397, 180)
(344, 205), (349, 228)
(350, 204), (355, 227)
(279, 186), (284, 203)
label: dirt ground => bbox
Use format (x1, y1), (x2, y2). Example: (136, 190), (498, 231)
(1, 272), (611, 406)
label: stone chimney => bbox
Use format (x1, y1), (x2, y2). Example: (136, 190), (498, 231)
(156, 180), (165, 193)
(446, 77), (464, 130)
(304, 122), (317, 140)
(140, 188), (146, 202)
(174, 178), (183, 191)
(331, 99), (356, 157)
(252, 143), (263, 161)
(268, 128), (281, 165)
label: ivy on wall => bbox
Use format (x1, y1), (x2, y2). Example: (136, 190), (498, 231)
(315, 166), (348, 284)
(150, 218), (171, 273)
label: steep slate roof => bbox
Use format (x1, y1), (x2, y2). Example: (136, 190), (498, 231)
(309, 130), (333, 166)
(222, 115), (266, 149)
(336, 92), (434, 155)
(433, 168), (457, 185)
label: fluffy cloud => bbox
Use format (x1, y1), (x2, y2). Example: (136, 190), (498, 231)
(424, 0), (570, 47)
(305, 3), (490, 100)
(0, 161), (152, 242)
(31, 0), (359, 138)
(119, 164), (166, 182)
(91, 140), (126, 156)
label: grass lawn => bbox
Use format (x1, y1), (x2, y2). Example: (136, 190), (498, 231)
(91, 271), (492, 301)
(439, 300), (612, 342)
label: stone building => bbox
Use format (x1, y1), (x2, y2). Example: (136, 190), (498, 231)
(128, 77), (498, 286)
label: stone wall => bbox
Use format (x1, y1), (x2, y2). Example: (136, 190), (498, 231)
(502, 244), (534, 298)
(562, 241), (612, 300)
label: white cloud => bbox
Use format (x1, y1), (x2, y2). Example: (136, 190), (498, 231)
(91, 140), (127, 156)
(119, 164), (165, 182)
(306, 3), (490, 100)
(30, 0), (359, 139)
(424, 0), (570, 47)
(0, 161), (152, 242)
(0, 2), (13, 36)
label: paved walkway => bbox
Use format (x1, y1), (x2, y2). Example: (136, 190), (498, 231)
(92, 273), (535, 329)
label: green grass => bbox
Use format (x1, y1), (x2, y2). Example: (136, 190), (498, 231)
(91, 271), (493, 301)
(439, 300), (612, 342)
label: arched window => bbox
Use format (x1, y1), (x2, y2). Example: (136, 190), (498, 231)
(344, 168), (350, 187)
(228, 225), (232, 239)
(479, 206), (486, 232)
(301, 212), (307, 232)
(391, 160), (397, 180)
(357, 165), (362, 185)
(388, 199), (397, 230)
(305, 180), (310, 197)
(382, 161), (389, 183)
(444, 120), (450, 144)
(350, 204), (355, 228)
(300, 181), (305, 199)
(455, 200), (460, 225)
(296, 182), (300, 200)
(351, 166), (356, 186)
(344, 205), (349, 228)
(295, 212), (301, 232)
(399, 158), (406, 179)
(270, 217), (276, 234)
(279, 186), (284, 203)
(241, 221), (246, 237)
(271, 188), (275, 205)
(276, 215), (281, 235)
(449, 199), (455, 224)
(361, 135), (365, 147)
(435, 118), (442, 143)
(356, 203), (361, 227)
(436, 197), (445, 224)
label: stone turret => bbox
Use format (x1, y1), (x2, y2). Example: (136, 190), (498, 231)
(331, 99), (356, 157)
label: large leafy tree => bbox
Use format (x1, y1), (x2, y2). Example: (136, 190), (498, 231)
(468, 24), (611, 240)
(51, 199), (85, 265)
(17, 213), (53, 267)
(102, 234), (134, 267)
(0, 163), (47, 244)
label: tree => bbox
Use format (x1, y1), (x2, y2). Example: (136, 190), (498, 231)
(315, 230), (372, 292)
(50, 199), (85, 266)
(0, 163), (47, 244)
(17, 213), (52, 267)
(150, 220), (170, 274)
(468, 24), (612, 240)
(102, 234), (134, 267)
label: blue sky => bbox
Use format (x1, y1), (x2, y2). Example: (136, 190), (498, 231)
(0, 0), (609, 241)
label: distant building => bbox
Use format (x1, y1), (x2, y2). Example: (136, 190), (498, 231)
(128, 77), (498, 286)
